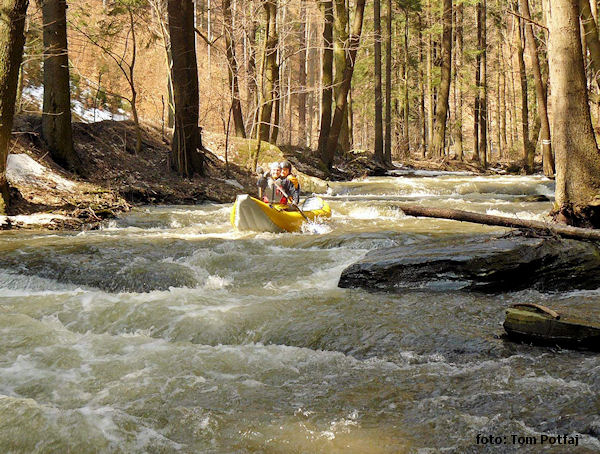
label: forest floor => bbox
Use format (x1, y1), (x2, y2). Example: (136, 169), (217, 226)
(3, 116), (503, 230)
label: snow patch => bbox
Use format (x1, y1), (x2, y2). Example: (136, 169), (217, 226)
(224, 179), (244, 190)
(71, 98), (128, 123)
(22, 85), (128, 123)
(7, 154), (76, 191)
(0, 213), (69, 227)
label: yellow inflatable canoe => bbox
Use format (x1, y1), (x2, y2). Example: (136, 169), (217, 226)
(231, 194), (331, 233)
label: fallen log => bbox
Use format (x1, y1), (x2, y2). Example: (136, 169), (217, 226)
(397, 204), (600, 242)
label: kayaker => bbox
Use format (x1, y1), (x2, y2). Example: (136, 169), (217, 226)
(258, 162), (294, 204)
(280, 160), (300, 205)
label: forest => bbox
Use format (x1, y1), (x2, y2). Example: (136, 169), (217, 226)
(0, 0), (599, 228)
(3, 2), (600, 452)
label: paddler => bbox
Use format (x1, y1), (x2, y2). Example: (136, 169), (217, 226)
(280, 160), (300, 205)
(258, 162), (295, 205)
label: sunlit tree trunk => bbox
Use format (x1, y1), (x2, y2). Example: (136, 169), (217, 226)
(373, 0), (384, 164)
(515, 11), (533, 173)
(246, 21), (258, 134)
(384, 0), (392, 165)
(499, 46), (507, 158)
(402, 9), (409, 158)
(223, 0), (246, 137)
(297, 1), (307, 142)
(258, 0), (277, 143)
(431, 0), (452, 157)
(307, 17), (317, 148)
(520, 0), (554, 176)
(334, 0), (350, 153)
(454, 2), (463, 161)
(549, 0), (600, 227)
(0, 0), (28, 214)
(168, 0), (203, 176)
(418, 14), (426, 158)
(39, 0), (81, 172)
(425, 0), (434, 152)
(580, 0), (600, 87)
(321, 0), (366, 169)
(317, 0), (334, 155)
(479, 0), (487, 168)
(473, 1), (481, 163)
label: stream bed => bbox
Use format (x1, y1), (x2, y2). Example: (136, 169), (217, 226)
(1, 173), (599, 453)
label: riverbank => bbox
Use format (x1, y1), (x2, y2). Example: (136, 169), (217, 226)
(4, 115), (501, 230)
(3, 116), (259, 230)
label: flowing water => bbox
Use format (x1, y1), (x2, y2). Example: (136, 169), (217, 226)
(1, 173), (599, 453)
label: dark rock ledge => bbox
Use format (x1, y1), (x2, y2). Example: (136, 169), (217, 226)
(338, 237), (600, 293)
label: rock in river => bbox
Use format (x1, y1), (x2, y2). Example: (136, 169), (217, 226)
(338, 236), (600, 293)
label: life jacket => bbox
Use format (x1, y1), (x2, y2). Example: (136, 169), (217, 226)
(262, 178), (286, 204)
(286, 174), (299, 191)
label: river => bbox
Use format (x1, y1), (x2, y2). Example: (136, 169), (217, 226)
(0, 172), (599, 453)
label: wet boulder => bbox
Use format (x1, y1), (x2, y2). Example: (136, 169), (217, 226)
(338, 237), (600, 293)
(514, 194), (551, 203)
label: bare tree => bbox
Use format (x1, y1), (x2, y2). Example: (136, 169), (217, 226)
(317, 0), (333, 156)
(550, 0), (600, 226)
(39, 0), (81, 172)
(223, 0), (246, 137)
(168, 0), (204, 176)
(519, 0), (554, 177)
(431, 0), (452, 157)
(373, 0), (384, 165)
(0, 0), (29, 214)
(321, 0), (366, 169)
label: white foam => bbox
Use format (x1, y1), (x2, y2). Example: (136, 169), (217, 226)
(301, 219), (333, 234)
(348, 207), (380, 220)
(203, 275), (232, 290)
(485, 209), (548, 221)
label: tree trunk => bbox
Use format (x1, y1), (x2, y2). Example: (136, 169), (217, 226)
(297, 1), (307, 142)
(258, 0), (277, 143)
(321, 0), (366, 169)
(418, 14), (426, 158)
(580, 0), (600, 88)
(473, 2), (481, 163)
(402, 10), (409, 158)
(168, 0), (203, 176)
(223, 0), (246, 138)
(317, 0), (334, 155)
(373, 0), (384, 164)
(306, 17), (317, 148)
(246, 21), (258, 135)
(479, 0), (487, 168)
(270, 78), (280, 143)
(499, 50), (508, 158)
(431, 0), (452, 157)
(516, 11), (533, 174)
(508, 22), (519, 151)
(397, 204), (600, 242)
(454, 2), (464, 161)
(0, 0), (28, 214)
(425, 0), (434, 153)
(40, 0), (81, 173)
(333, 0), (350, 153)
(127, 8), (141, 155)
(550, 0), (600, 227)
(520, 0), (554, 177)
(153, 0), (174, 129)
(384, 0), (392, 165)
